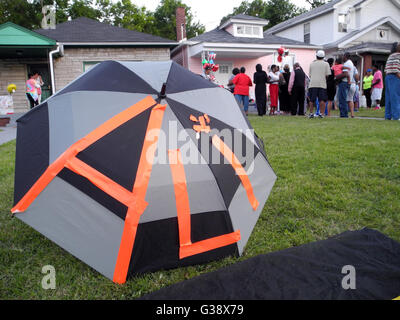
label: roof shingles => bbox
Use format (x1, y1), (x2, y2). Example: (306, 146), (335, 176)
(34, 17), (175, 44)
(189, 27), (315, 47)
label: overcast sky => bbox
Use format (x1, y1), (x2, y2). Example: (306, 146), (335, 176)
(132, 0), (312, 31)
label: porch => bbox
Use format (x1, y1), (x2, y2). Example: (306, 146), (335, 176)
(186, 44), (317, 99)
(0, 22), (56, 113)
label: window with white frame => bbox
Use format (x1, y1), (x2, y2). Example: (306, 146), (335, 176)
(338, 14), (348, 33)
(304, 23), (310, 44)
(235, 24), (263, 38)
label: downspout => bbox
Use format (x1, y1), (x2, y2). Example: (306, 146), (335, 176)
(49, 43), (63, 95)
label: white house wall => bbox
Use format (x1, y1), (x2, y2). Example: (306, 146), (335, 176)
(275, 12), (335, 45)
(272, 0), (400, 46)
(275, 24), (304, 43)
(357, 0), (400, 29)
(354, 23), (400, 44)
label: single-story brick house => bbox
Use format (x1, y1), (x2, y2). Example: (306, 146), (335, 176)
(0, 18), (176, 113)
(172, 13), (319, 99)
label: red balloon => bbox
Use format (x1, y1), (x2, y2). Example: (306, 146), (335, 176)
(212, 64), (219, 72)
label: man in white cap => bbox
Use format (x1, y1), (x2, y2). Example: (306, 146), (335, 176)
(308, 50), (331, 118)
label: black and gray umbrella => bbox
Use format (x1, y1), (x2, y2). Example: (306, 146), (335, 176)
(12, 61), (276, 284)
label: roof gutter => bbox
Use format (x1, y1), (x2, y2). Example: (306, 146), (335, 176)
(170, 40), (199, 55)
(60, 42), (177, 46)
(49, 43), (64, 95)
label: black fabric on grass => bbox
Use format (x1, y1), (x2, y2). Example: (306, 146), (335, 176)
(142, 229), (400, 300)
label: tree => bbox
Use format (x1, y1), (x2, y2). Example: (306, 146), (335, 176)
(0, 0), (39, 29)
(109, 0), (157, 35)
(153, 0), (205, 40)
(263, 0), (307, 29)
(220, 0), (306, 30)
(32, 0), (70, 27)
(0, 0), (206, 40)
(67, 0), (102, 20)
(220, 0), (266, 25)
(305, 0), (327, 9)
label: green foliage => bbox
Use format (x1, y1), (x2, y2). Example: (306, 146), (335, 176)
(67, 0), (102, 20)
(306, 0), (328, 9)
(220, 0), (307, 30)
(152, 0), (205, 40)
(1, 116), (400, 299)
(0, 0), (205, 40)
(263, 0), (307, 29)
(0, 0), (39, 29)
(108, 0), (157, 35)
(220, 0), (266, 24)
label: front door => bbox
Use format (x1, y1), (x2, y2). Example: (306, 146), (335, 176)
(27, 64), (52, 102)
(214, 62), (233, 88)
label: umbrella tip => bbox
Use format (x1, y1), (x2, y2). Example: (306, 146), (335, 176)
(158, 83), (167, 100)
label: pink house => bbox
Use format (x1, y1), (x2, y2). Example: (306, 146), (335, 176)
(172, 12), (319, 100)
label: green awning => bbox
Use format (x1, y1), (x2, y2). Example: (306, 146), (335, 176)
(0, 22), (56, 46)
(0, 22), (56, 58)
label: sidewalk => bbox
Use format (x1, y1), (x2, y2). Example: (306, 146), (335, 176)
(0, 113), (24, 146)
(330, 116), (385, 120)
(0, 126), (17, 145)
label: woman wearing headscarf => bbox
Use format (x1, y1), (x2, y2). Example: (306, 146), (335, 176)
(253, 64), (269, 116)
(279, 64), (291, 115)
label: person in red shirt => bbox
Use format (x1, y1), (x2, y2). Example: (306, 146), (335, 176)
(233, 67), (253, 116)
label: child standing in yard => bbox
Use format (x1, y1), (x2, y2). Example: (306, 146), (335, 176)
(363, 69), (374, 108)
(332, 57), (344, 78)
(371, 65), (384, 110)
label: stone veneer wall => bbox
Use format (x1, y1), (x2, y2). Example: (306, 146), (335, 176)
(0, 61), (29, 113)
(54, 47), (171, 92)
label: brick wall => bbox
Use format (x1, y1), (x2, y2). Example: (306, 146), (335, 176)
(176, 7), (187, 42)
(0, 61), (28, 113)
(54, 47), (171, 91)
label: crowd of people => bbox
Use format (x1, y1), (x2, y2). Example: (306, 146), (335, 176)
(223, 43), (400, 120)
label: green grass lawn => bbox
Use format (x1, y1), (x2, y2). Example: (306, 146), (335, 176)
(330, 107), (385, 118)
(1, 116), (400, 299)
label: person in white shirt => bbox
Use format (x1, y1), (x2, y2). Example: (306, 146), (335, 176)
(308, 50), (331, 118)
(343, 55), (356, 118)
(335, 52), (354, 118)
